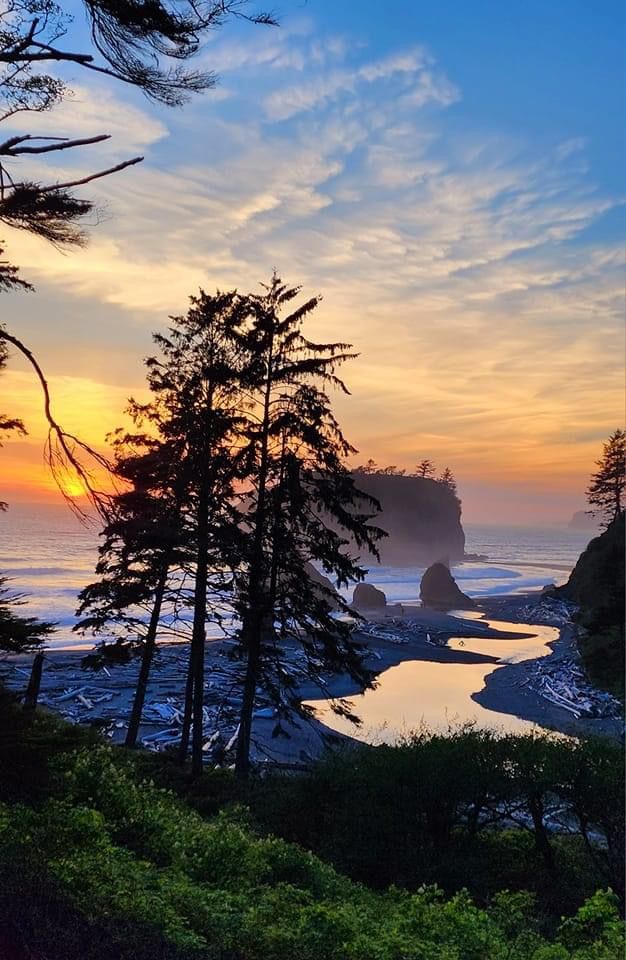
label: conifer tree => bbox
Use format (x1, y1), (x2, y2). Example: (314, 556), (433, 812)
(438, 466), (458, 495)
(0, 576), (55, 656)
(586, 429), (626, 527)
(415, 459), (435, 478)
(75, 431), (189, 746)
(77, 290), (249, 771)
(233, 275), (384, 778)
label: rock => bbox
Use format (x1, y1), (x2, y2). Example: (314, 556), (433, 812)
(568, 510), (600, 531)
(352, 582), (387, 611)
(304, 563), (341, 610)
(419, 563), (476, 610)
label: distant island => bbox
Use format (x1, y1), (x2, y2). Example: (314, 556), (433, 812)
(568, 510), (601, 531)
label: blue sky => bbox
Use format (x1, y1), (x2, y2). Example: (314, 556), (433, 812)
(3, 0), (624, 521)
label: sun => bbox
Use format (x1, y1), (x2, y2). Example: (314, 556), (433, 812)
(62, 478), (86, 499)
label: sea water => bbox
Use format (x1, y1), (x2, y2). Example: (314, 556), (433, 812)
(0, 504), (593, 652)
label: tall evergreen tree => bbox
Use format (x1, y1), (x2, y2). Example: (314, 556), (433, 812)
(586, 430), (625, 527)
(77, 290), (250, 772)
(75, 431), (189, 746)
(233, 275), (384, 778)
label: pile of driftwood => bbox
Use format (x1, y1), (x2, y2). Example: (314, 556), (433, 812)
(525, 659), (622, 720)
(358, 619), (427, 646)
(0, 645), (280, 758)
(511, 595), (577, 627)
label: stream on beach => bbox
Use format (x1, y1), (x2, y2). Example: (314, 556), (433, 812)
(305, 614), (560, 740)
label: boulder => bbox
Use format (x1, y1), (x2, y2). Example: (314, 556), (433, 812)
(419, 562), (475, 610)
(352, 582), (387, 611)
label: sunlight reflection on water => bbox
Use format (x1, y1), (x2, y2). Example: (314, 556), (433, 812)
(305, 617), (559, 740)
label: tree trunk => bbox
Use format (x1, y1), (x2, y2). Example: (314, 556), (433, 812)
(125, 566), (168, 748)
(23, 652), (44, 711)
(529, 796), (554, 869)
(190, 477), (210, 778)
(177, 652), (194, 764)
(234, 326), (275, 780)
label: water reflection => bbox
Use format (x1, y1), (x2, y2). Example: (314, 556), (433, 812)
(306, 617), (559, 741)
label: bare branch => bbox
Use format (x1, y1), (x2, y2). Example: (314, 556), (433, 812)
(0, 133), (111, 155)
(0, 327), (115, 521)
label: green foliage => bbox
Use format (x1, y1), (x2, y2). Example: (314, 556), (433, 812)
(0, 574), (56, 654)
(558, 513), (625, 698)
(0, 697), (623, 960)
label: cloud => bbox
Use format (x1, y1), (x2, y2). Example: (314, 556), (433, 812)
(3, 84), (168, 156)
(4, 26), (623, 521)
(263, 45), (458, 121)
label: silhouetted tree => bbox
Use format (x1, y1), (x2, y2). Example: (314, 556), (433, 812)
(1, 0), (275, 248)
(379, 465), (405, 476)
(233, 276), (384, 778)
(0, 576), (55, 655)
(75, 431), (190, 746)
(415, 458), (435, 478)
(586, 430), (625, 527)
(438, 466), (457, 495)
(353, 458), (378, 475)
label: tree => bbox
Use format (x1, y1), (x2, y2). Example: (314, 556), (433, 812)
(379, 465), (405, 476)
(0, 576), (55, 655)
(353, 458), (378, 475)
(0, 1), (275, 512)
(586, 429), (625, 527)
(1, 0), (275, 248)
(232, 275), (384, 778)
(75, 433), (190, 747)
(438, 466), (457, 495)
(77, 289), (250, 771)
(415, 458), (435, 478)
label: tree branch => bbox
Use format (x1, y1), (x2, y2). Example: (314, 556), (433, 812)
(0, 327), (115, 521)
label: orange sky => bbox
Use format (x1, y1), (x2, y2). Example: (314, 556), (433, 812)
(1, 16), (623, 525)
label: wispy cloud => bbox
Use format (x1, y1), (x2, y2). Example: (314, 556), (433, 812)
(4, 24), (623, 520)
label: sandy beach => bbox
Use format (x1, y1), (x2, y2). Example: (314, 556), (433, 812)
(0, 591), (622, 765)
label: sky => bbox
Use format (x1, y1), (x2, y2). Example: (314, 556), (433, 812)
(1, 0), (624, 523)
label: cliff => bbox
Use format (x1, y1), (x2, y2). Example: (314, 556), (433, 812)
(555, 513), (625, 698)
(352, 473), (465, 566)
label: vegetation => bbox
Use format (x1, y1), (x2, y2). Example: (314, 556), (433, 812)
(75, 277), (384, 778)
(0, 696), (623, 959)
(557, 513), (625, 699)
(586, 430), (625, 528)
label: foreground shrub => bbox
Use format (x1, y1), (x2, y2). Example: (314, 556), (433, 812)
(0, 746), (623, 960)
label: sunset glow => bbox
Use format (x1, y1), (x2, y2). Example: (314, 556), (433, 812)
(1, 1), (623, 524)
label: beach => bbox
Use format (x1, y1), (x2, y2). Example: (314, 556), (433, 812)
(1, 590), (622, 766)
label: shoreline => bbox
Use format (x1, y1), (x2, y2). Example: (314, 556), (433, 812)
(0, 591), (622, 766)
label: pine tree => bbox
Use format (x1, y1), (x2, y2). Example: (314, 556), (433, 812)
(415, 459), (435, 478)
(75, 433), (189, 746)
(77, 290), (249, 772)
(232, 275), (384, 778)
(0, 576), (55, 655)
(586, 430), (626, 527)
(438, 466), (457, 495)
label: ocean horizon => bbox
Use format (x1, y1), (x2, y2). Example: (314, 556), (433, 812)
(0, 501), (594, 651)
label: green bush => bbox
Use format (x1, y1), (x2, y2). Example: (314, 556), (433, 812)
(0, 745), (623, 960)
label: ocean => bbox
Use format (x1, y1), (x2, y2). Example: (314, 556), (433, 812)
(0, 502), (594, 651)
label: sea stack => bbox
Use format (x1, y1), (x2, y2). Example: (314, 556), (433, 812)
(420, 562), (476, 610)
(352, 582), (387, 611)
